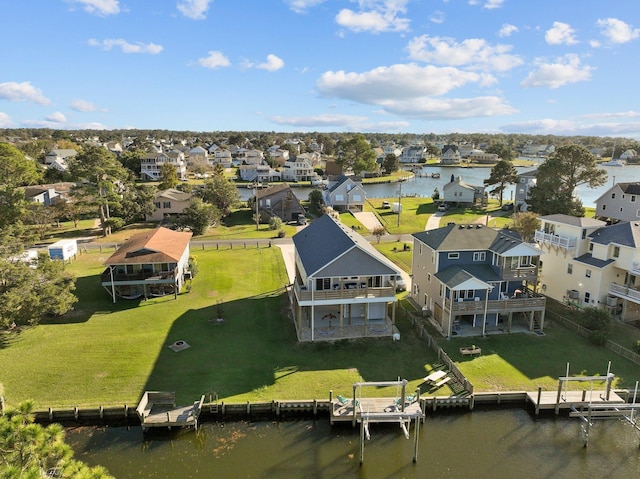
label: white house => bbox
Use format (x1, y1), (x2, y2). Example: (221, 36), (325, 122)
(282, 156), (315, 182)
(141, 151), (187, 181)
(594, 182), (640, 223)
(440, 145), (461, 165)
(442, 176), (484, 204)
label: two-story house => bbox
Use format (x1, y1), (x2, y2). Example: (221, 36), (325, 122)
(440, 145), (461, 165)
(146, 188), (193, 222)
(291, 214), (403, 341)
(238, 164), (281, 183)
(594, 182), (640, 223)
(101, 227), (192, 302)
(411, 224), (545, 338)
(514, 168), (537, 212)
(281, 156), (315, 182)
(399, 145), (426, 164)
(141, 151), (187, 181)
(44, 148), (77, 172)
(322, 175), (366, 212)
(536, 214), (640, 321)
(254, 184), (306, 223)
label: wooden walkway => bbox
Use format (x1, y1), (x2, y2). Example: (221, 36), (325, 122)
(330, 397), (423, 424)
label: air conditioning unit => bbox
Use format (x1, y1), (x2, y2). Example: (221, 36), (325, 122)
(568, 289), (579, 300)
(606, 295), (617, 307)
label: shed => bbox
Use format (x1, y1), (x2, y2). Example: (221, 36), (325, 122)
(48, 239), (78, 261)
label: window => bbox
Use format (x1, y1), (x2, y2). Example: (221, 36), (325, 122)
(586, 269), (592, 278)
(315, 278), (331, 290)
(581, 229), (587, 239)
(335, 194), (344, 201)
(611, 193), (616, 199)
(602, 204), (607, 210)
(427, 273), (431, 282)
(448, 252), (459, 260)
(567, 264), (573, 274)
(154, 202), (161, 208)
(613, 246), (620, 258)
(353, 195), (361, 201)
(584, 292), (590, 304)
(632, 196), (636, 203)
(163, 202), (171, 208)
(589, 243), (594, 251)
(473, 252), (486, 261)
(439, 284), (443, 297)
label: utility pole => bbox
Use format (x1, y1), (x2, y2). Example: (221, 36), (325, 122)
(254, 180), (259, 230)
(397, 180), (402, 227)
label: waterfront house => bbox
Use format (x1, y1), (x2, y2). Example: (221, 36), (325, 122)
(535, 214), (640, 322)
(411, 224), (545, 338)
(514, 168), (537, 212)
(281, 156), (315, 182)
(255, 184), (306, 223)
(440, 145), (461, 165)
(101, 227), (192, 302)
(238, 164), (281, 183)
(594, 182), (640, 223)
(146, 188), (193, 222)
(291, 214), (403, 341)
(442, 176), (484, 205)
(141, 151), (187, 181)
(323, 175), (366, 212)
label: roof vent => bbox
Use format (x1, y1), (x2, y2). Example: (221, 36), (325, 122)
(467, 225), (472, 229)
(476, 225), (482, 229)
(459, 225), (465, 229)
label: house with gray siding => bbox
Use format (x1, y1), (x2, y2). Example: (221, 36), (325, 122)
(291, 214), (402, 341)
(594, 182), (640, 223)
(322, 175), (366, 212)
(411, 224), (545, 338)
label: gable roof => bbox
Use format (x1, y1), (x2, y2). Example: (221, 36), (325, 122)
(589, 221), (640, 247)
(574, 253), (615, 269)
(412, 224), (538, 255)
(540, 214), (606, 228)
(327, 175), (362, 193)
(104, 227), (192, 265)
(256, 183), (291, 199)
(155, 188), (192, 202)
(292, 214), (400, 277)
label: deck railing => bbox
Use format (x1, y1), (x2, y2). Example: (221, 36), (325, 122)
(100, 267), (177, 284)
(446, 295), (546, 314)
(534, 230), (576, 249)
(294, 283), (394, 302)
(608, 282), (640, 303)
(499, 265), (539, 281)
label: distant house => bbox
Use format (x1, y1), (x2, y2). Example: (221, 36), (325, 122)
(440, 145), (461, 165)
(147, 188), (193, 222)
(442, 176), (484, 205)
(514, 169), (537, 211)
(255, 184), (305, 223)
(399, 145), (426, 164)
(594, 182), (640, 223)
(468, 151), (499, 164)
(323, 175), (366, 212)
(141, 151), (187, 181)
(411, 224), (545, 338)
(23, 186), (61, 206)
(101, 227), (192, 302)
(281, 156), (315, 182)
(291, 214), (403, 341)
(44, 149), (77, 172)
(188, 146), (208, 162)
(238, 164), (281, 183)
(210, 149), (232, 168)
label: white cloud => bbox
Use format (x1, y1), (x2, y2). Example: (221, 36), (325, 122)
(545, 22), (578, 45)
(469, 0), (504, 9)
(407, 35), (522, 72)
(22, 119), (108, 130)
(177, 0), (212, 20)
(66, 0), (120, 16)
(520, 54), (593, 89)
(318, 63), (486, 101)
(582, 110), (640, 119)
(335, 0), (410, 33)
(284, 0), (326, 14)
(256, 54), (285, 72)
(596, 18), (640, 44)
(378, 96), (516, 119)
(46, 112), (67, 123)
(70, 99), (98, 112)
(0, 112), (12, 127)
(498, 24), (518, 37)
(429, 11), (445, 24)
(0, 81), (50, 105)
(502, 118), (640, 137)
(589, 39), (601, 48)
(270, 113), (369, 127)
(88, 38), (163, 54)
(198, 51), (231, 69)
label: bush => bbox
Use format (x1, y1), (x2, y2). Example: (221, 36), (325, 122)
(581, 307), (611, 333)
(589, 330), (608, 346)
(277, 230), (286, 238)
(269, 217), (283, 231)
(634, 340), (640, 355)
(188, 255), (199, 278)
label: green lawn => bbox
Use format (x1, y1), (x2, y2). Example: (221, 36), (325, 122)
(2, 244), (639, 410)
(366, 197), (435, 234)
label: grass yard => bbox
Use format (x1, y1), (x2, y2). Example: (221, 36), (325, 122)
(367, 197), (435, 234)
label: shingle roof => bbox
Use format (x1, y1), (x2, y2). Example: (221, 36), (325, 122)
(104, 227), (192, 265)
(292, 214), (400, 277)
(618, 182), (640, 195)
(435, 264), (500, 288)
(588, 221), (640, 247)
(412, 224), (526, 254)
(256, 183), (290, 199)
(574, 253), (615, 269)
(155, 188), (192, 202)
(539, 214), (606, 228)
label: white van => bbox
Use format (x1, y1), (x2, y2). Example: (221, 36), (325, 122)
(394, 275), (407, 292)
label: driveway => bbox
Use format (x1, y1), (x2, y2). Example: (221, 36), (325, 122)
(352, 211), (383, 232)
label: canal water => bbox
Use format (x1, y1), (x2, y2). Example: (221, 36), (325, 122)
(240, 162), (640, 208)
(66, 408), (640, 478)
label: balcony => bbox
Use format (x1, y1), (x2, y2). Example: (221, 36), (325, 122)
(101, 267), (177, 286)
(499, 265), (539, 282)
(446, 293), (546, 315)
(631, 261), (640, 276)
(294, 283), (394, 303)
(608, 282), (640, 304)
(535, 230), (576, 250)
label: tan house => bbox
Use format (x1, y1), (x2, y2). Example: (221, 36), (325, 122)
(101, 227), (192, 302)
(147, 188), (193, 222)
(255, 184), (306, 223)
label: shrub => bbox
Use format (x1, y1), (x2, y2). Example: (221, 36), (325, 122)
(188, 255), (199, 278)
(634, 340), (640, 355)
(269, 217), (283, 231)
(589, 330), (608, 346)
(581, 307), (611, 333)
(277, 230), (286, 238)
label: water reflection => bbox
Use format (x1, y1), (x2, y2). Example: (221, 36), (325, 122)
(67, 409), (640, 478)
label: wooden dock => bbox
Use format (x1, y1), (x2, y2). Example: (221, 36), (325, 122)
(330, 396), (423, 424)
(136, 391), (205, 432)
(526, 389), (625, 413)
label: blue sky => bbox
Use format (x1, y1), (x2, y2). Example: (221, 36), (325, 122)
(1, 0), (640, 137)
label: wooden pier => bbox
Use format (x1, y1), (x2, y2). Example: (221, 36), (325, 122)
(136, 391), (205, 432)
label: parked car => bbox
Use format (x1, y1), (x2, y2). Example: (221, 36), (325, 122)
(394, 275), (407, 292)
(296, 214), (307, 225)
(381, 201), (391, 209)
(501, 203), (514, 211)
(437, 203), (449, 212)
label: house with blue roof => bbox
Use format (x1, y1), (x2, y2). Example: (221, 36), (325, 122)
(291, 214), (403, 341)
(536, 214), (640, 322)
(411, 224), (545, 338)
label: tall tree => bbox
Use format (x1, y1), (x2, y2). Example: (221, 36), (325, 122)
(528, 144), (607, 216)
(381, 153), (399, 175)
(509, 212), (540, 242)
(483, 160), (517, 206)
(337, 135), (378, 175)
(486, 143), (515, 161)
(158, 162), (179, 190)
(200, 172), (240, 216)
(67, 146), (130, 236)
(0, 143), (43, 230)
(0, 400), (113, 478)
(179, 198), (221, 235)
